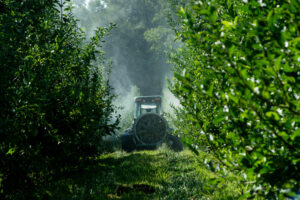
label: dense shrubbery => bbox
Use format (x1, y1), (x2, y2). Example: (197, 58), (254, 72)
(170, 0), (300, 198)
(0, 0), (117, 199)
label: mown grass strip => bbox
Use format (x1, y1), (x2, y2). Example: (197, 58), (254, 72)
(45, 147), (244, 199)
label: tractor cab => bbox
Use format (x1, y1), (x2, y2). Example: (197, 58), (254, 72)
(120, 95), (183, 152)
(134, 96), (162, 119)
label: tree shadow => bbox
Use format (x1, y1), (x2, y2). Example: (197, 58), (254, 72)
(44, 151), (167, 200)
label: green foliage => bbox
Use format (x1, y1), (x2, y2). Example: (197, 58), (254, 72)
(170, 0), (300, 198)
(169, 107), (209, 151)
(0, 0), (118, 199)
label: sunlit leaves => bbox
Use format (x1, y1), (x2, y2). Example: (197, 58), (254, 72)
(170, 0), (300, 198)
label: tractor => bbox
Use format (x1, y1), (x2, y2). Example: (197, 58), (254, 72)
(120, 95), (183, 152)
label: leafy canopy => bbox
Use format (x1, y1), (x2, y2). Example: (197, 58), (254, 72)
(0, 0), (117, 199)
(170, 0), (300, 198)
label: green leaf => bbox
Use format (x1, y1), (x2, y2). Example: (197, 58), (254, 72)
(213, 113), (226, 124)
(209, 6), (217, 23)
(278, 131), (289, 141)
(262, 90), (270, 99)
(266, 111), (280, 121)
(222, 20), (232, 27)
(6, 147), (17, 155)
(180, 7), (185, 14)
(264, 67), (276, 76)
(291, 129), (300, 141)
(207, 81), (214, 97)
(274, 56), (282, 72)
(234, 16), (238, 26)
(228, 93), (239, 104)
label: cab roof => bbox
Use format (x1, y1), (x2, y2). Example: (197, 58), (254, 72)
(134, 95), (162, 101)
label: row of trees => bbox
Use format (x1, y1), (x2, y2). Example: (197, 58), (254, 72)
(170, 0), (299, 198)
(0, 0), (118, 199)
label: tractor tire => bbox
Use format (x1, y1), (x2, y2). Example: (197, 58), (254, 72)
(166, 134), (183, 152)
(121, 133), (136, 153)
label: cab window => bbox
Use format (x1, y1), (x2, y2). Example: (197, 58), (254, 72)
(140, 103), (157, 114)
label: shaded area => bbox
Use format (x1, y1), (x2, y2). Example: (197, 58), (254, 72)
(41, 150), (242, 200)
(43, 152), (165, 199)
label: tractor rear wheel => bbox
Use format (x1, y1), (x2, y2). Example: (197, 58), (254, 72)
(166, 134), (183, 152)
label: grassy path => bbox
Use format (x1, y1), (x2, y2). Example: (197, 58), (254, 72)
(48, 147), (242, 199)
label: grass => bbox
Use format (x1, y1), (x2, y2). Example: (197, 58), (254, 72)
(45, 146), (245, 200)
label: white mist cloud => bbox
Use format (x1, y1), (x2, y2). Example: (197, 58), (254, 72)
(162, 80), (181, 115)
(85, 0), (106, 9)
(84, 0), (90, 8)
